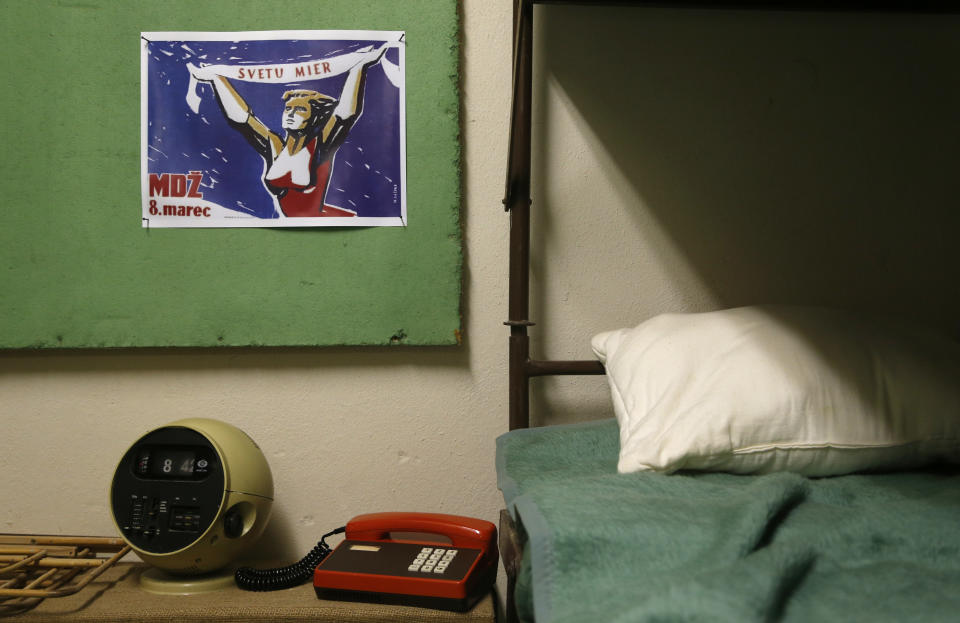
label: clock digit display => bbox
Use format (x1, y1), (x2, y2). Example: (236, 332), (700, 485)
(148, 449), (197, 478)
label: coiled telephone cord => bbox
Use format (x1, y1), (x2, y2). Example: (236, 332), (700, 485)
(234, 526), (345, 591)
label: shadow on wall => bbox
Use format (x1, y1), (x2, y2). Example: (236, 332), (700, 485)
(527, 6), (960, 427)
(536, 5), (960, 335)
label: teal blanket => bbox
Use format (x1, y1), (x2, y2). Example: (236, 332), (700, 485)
(497, 420), (960, 623)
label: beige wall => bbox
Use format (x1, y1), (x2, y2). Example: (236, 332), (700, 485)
(3, 0), (960, 587)
(1, 2), (512, 564)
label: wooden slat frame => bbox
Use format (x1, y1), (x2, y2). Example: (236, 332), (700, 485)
(0, 534), (130, 615)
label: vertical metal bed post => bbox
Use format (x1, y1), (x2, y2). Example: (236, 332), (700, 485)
(504, 0), (535, 432)
(500, 4), (536, 620)
(503, 0), (604, 432)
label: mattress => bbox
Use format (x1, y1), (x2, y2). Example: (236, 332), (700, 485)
(496, 419), (960, 623)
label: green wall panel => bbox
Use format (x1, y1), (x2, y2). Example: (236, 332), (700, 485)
(0, 0), (461, 348)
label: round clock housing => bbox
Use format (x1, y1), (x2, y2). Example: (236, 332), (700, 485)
(110, 418), (273, 575)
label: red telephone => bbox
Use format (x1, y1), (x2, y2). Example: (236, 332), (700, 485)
(312, 512), (498, 612)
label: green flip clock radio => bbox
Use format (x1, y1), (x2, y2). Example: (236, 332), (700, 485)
(109, 418), (273, 592)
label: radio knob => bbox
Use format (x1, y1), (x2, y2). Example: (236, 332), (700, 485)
(224, 506), (243, 538)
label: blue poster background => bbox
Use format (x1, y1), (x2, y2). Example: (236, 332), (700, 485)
(144, 36), (403, 220)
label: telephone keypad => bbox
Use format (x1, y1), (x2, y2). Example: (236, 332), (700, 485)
(409, 546), (458, 575)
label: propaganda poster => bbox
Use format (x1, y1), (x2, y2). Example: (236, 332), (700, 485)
(141, 30), (406, 227)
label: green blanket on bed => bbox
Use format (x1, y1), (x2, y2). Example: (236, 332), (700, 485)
(497, 420), (960, 623)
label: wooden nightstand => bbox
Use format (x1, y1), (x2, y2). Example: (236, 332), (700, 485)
(9, 563), (497, 622)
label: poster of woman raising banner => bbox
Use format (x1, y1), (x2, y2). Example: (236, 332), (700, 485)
(141, 31), (406, 228)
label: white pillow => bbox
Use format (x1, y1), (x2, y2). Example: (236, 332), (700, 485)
(591, 306), (960, 476)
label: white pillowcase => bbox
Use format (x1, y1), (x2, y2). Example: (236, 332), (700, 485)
(591, 306), (960, 476)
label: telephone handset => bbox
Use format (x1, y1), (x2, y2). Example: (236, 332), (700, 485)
(312, 512), (498, 612)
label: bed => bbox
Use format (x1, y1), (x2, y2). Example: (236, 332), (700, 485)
(497, 1), (960, 622)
